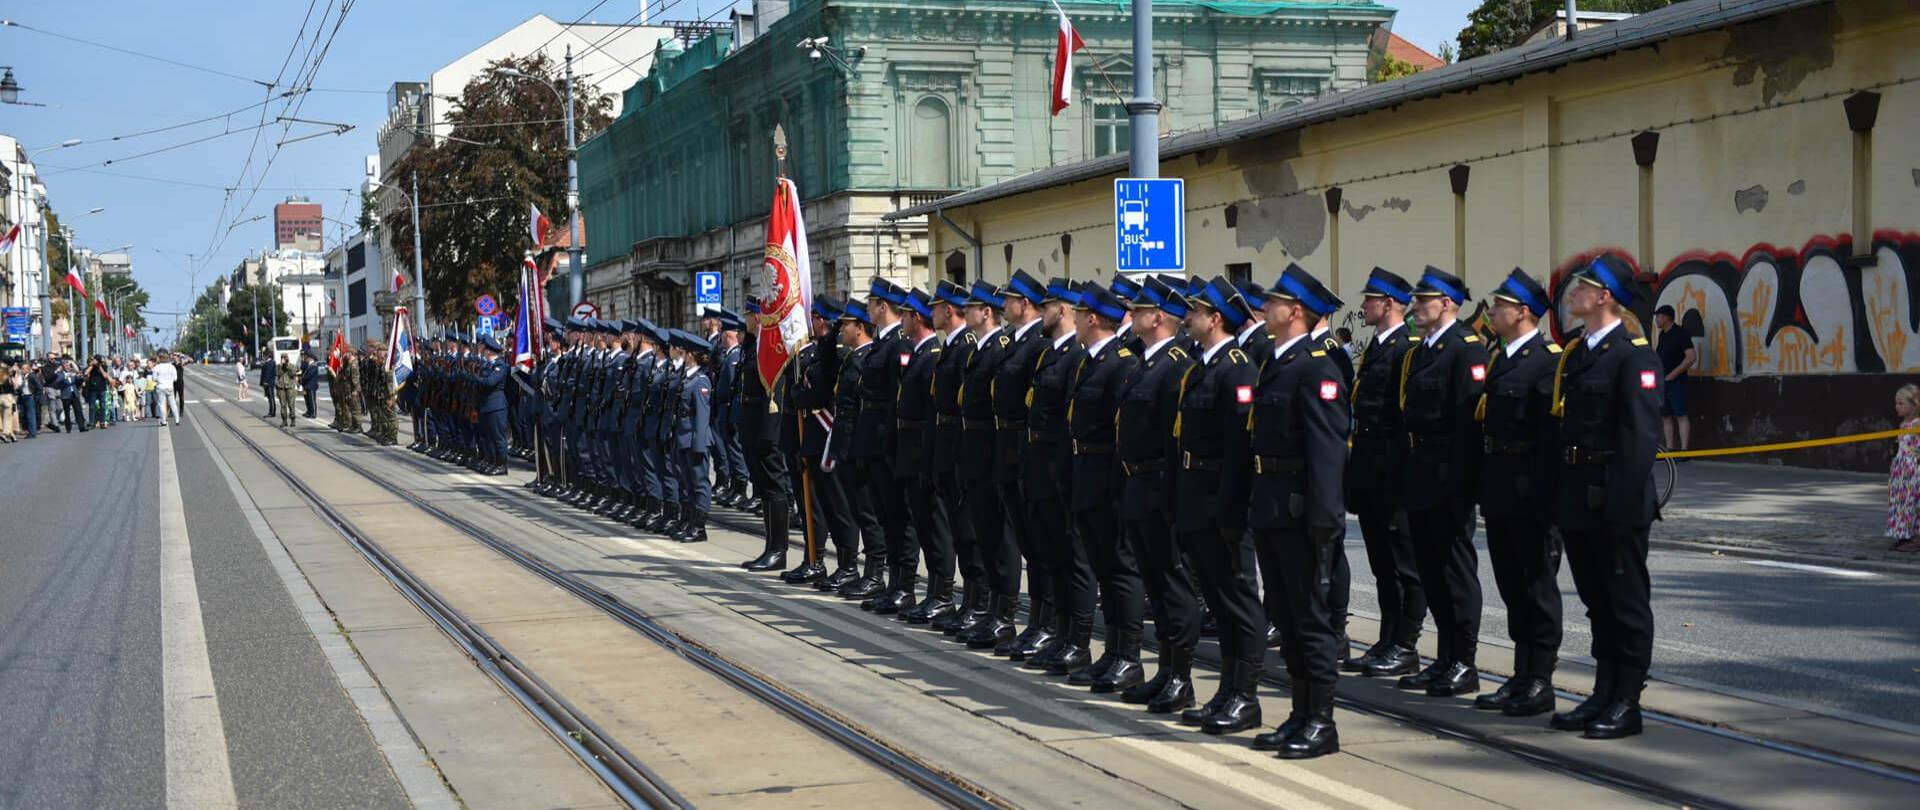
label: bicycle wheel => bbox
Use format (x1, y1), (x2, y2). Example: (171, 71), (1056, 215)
(1653, 444), (1678, 510)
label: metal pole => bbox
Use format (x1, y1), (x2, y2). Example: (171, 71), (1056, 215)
(37, 218), (52, 356)
(564, 45), (584, 310)
(73, 245), (88, 358)
(1566, 0), (1579, 40)
(1127, 0), (1160, 180)
(410, 171), (427, 342)
(252, 285), (259, 360)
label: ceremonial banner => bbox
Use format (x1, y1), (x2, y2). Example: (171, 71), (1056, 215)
(756, 177), (812, 389)
(388, 305), (414, 391)
(327, 330), (348, 374)
(530, 203), (552, 247)
(513, 255), (539, 371)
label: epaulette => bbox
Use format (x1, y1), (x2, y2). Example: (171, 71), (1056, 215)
(1463, 335), (1481, 343)
(1169, 347), (1189, 360)
(1117, 348), (1133, 358)
(1546, 343), (1563, 354)
(1310, 350), (1327, 358)
(996, 335), (1011, 348)
(929, 345), (941, 354)
(1226, 348), (1249, 364)
(1407, 335), (1419, 343)
(1630, 337), (1650, 347)
(963, 331), (979, 344)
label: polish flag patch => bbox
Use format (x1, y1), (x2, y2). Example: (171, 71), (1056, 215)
(1469, 364), (1487, 382)
(1235, 385), (1254, 404)
(1320, 380), (1339, 401)
(1640, 370), (1658, 390)
(900, 352), (912, 367)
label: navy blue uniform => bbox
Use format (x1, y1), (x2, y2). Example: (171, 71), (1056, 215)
(1398, 322), (1491, 682)
(675, 363), (714, 513)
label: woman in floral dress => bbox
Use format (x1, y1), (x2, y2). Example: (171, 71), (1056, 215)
(1888, 384), (1920, 553)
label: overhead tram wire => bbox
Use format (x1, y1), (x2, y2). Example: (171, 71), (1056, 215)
(0, 20), (275, 87)
(203, 0), (332, 256)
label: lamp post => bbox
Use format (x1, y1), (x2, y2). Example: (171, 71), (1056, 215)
(494, 49), (582, 309)
(370, 175), (428, 345)
(11, 141), (83, 354)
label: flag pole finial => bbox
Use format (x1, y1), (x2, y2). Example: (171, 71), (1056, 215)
(772, 124), (789, 179)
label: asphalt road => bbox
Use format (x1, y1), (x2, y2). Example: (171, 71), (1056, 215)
(0, 411), (412, 810)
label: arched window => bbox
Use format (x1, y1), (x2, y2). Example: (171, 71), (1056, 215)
(910, 97), (952, 188)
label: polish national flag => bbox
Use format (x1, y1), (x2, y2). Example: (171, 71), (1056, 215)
(392, 266), (406, 292)
(1050, 1), (1085, 116)
(93, 296), (110, 321)
(327, 290), (337, 312)
(64, 264), (87, 296)
(530, 203), (552, 248)
(124, 324), (136, 340)
(0, 223), (19, 254)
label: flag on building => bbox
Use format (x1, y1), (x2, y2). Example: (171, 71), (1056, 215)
(757, 176), (813, 389)
(328, 330), (348, 374)
(392, 266), (406, 292)
(64, 263), (87, 296)
(513, 254), (539, 371)
(388, 306), (414, 391)
(124, 324), (135, 340)
(530, 203), (552, 247)
(0, 223), (19, 254)
(93, 297), (110, 321)
(1051, 1), (1085, 116)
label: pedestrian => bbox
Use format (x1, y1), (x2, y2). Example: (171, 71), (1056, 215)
(259, 353), (276, 416)
(300, 353), (319, 418)
(1653, 305), (1697, 456)
(0, 362), (18, 442)
(171, 353), (187, 421)
(1886, 384), (1920, 553)
(153, 353), (180, 426)
(235, 356), (250, 402)
(1336, 327), (1358, 364)
(19, 357), (42, 438)
(85, 356), (112, 429)
(55, 360), (85, 432)
(119, 361), (140, 421)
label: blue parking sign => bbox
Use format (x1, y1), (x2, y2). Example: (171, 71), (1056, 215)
(1114, 178), (1185, 273)
(476, 315), (497, 336)
(695, 270), (723, 306)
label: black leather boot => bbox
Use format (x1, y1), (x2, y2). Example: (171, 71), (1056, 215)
(1202, 660), (1263, 735)
(1345, 615), (1390, 674)
(840, 556), (887, 600)
(1581, 666), (1643, 739)
(782, 556), (827, 586)
(1181, 660), (1236, 727)
(1476, 645), (1528, 710)
(874, 565), (917, 615)
(1033, 612), (1090, 674)
(750, 498), (791, 571)
(906, 576), (954, 625)
(964, 593), (1018, 649)
(1122, 642), (1172, 704)
(819, 554), (860, 592)
(1275, 682), (1339, 759)
(1091, 629), (1145, 694)
(1504, 647), (1557, 717)
(1144, 647), (1195, 714)
(1071, 624), (1121, 686)
(946, 585), (989, 637)
(1550, 661), (1615, 732)
(1426, 642), (1480, 697)
(1005, 600), (1055, 660)
(1398, 632), (1448, 690)
(677, 510), (708, 543)
(1253, 686), (1310, 751)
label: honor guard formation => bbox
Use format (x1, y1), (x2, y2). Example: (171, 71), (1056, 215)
(393, 260), (1664, 757)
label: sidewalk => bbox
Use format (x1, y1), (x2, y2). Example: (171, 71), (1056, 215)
(1658, 461), (1912, 567)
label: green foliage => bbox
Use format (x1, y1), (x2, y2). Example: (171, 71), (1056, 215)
(358, 189), (377, 232)
(1437, 41), (1458, 64)
(382, 53), (613, 326)
(1455, 0), (1687, 61)
(1371, 53), (1425, 83)
(97, 273), (150, 332)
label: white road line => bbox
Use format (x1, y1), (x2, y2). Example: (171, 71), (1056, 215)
(156, 425), (240, 810)
(206, 398), (227, 403)
(1741, 559), (1879, 579)
(185, 399), (203, 404)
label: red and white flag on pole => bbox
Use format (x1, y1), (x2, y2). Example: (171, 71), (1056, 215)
(64, 263), (87, 296)
(93, 296), (110, 321)
(392, 265), (406, 292)
(0, 223), (19, 254)
(530, 203), (552, 248)
(1050, 0), (1085, 116)
(756, 177), (813, 389)
(327, 290), (337, 312)
(124, 324), (136, 340)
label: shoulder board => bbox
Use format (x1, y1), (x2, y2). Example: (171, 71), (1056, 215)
(1116, 348), (1133, 358)
(928, 346), (941, 354)
(1630, 337), (1650, 347)
(1168, 347), (1188, 360)
(1463, 335), (1481, 343)
(1546, 343), (1563, 354)
(1226, 348), (1249, 364)
(1406, 335), (1419, 343)
(996, 335), (1011, 348)
(964, 332), (978, 344)
(1310, 350), (1327, 358)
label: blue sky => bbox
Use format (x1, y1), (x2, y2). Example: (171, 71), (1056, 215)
(0, 0), (1475, 322)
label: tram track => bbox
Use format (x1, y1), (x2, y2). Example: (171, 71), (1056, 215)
(191, 384), (1003, 810)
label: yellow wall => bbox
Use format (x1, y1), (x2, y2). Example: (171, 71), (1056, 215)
(928, 0), (1920, 378)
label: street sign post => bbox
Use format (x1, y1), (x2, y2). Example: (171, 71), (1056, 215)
(1113, 178), (1185, 273)
(571, 301), (599, 320)
(476, 315), (498, 337)
(695, 270), (722, 306)
(475, 294), (498, 317)
(2, 307), (29, 343)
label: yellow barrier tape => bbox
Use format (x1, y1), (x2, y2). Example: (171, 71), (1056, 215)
(1657, 426), (1920, 459)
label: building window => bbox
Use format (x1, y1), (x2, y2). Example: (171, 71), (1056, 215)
(945, 251), (967, 286)
(1226, 263), (1253, 289)
(1094, 102), (1130, 158)
(909, 97), (953, 188)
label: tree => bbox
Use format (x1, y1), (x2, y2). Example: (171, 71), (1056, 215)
(1437, 41), (1458, 64)
(357, 188), (377, 232)
(97, 273), (150, 332)
(1455, 0), (1687, 61)
(1371, 53), (1425, 84)
(224, 284), (286, 354)
(382, 53), (614, 325)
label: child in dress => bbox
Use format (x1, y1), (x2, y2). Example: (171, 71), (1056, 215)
(1888, 384), (1920, 553)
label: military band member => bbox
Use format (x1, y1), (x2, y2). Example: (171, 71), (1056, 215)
(1345, 269), (1425, 678)
(886, 289), (943, 616)
(1397, 267), (1490, 698)
(1247, 265), (1351, 760)
(1116, 277), (1201, 709)
(917, 281), (980, 629)
(955, 281), (1018, 647)
(668, 329), (715, 543)
(854, 279), (916, 609)
(1015, 278), (1087, 663)
(1549, 259), (1661, 740)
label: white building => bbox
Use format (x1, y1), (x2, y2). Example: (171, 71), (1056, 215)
(2, 134), (50, 330)
(324, 229), (384, 346)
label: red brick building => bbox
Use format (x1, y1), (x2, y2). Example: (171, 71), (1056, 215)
(275, 197), (323, 251)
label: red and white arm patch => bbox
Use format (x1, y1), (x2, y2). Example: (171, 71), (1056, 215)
(1235, 385), (1254, 404)
(900, 352), (912, 367)
(1319, 380), (1339, 401)
(1640, 370), (1658, 390)
(1469, 364), (1487, 382)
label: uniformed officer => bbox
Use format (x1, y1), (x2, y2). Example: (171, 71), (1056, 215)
(473, 335), (511, 475)
(274, 349), (297, 428)
(336, 344), (362, 434)
(740, 299), (797, 572)
(533, 320), (569, 494)
(822, 297), (886, 598)
(915, 281), (980, 629)
(1300, 269), (1354, 664)
(1471, 268), (1566, 717)
(709, 310), (749, 508)
(984, 269), (1050, 656)
(1172, 277), (1265, 735)
(669, 329), (715, 543)
(1115, 277), (1202, 709)
(886, 288), (943, 616)
(648, 321), (689, 536)
(854, 279), (916, 609)
(1345, 269), (1426, 678)
(1109, 274), (1147, 355)
(955, 281), (1019, 646)
(593, 321), (632, 514)
(365, 341), (397, 446)
(1247, 265), (1351, 760)
(1397, 267), (1490, 698)
(1549, 258), (1661, 740)
(622, 321), (663, 525)
(1016, 278), (1088, 663)
(784, 298), (854, 586)
(1041, 283), (1136, 677)
(559, 321), (592, 500)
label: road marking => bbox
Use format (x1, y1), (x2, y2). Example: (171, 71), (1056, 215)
(1741, 559), (1879, 579)
(156, 425), (240, 809)
(206, 398), (226, 403)
(185, 399), (202, 404)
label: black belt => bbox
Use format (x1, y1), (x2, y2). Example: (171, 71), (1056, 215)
(1562, 446), (1616, 465)
(963, 418), (996, 430)
(897, 418), (929, 430)
(1180, 451), (1219, 471)
(1253, 455), (1305, 474)
(1121, 458), (1165, 475)
(937, 414), (961, 426)
(1408, 432), (1454, 449)
(1483, 437), (1535, 455)
(1028, 429), (1067, 444)
(997, 418), (1027, 430)
(1073, 440), (1115, 455)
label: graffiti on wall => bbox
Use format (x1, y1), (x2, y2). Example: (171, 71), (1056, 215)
(1549, 232), (1920, 378)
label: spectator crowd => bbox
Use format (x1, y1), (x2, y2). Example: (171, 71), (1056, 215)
(0, 352), (187, 440)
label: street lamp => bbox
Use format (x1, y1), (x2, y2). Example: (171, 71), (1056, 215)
(1, 67), (21, 104)
(493, 48), (583, 310)
(368, 175), (427, 344)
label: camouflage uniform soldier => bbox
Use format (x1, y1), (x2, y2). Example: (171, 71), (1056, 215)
(364, 341), (398, 445)
(337, 346), (362, 433)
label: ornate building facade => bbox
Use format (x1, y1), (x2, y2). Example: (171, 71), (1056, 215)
(578, 0), (1394, 324)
